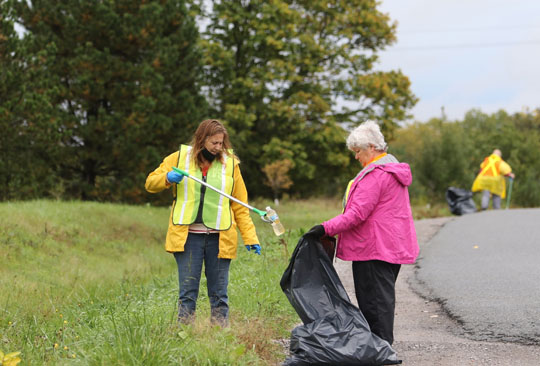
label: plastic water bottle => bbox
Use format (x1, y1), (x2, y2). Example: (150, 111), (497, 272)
(266, 206), (285, 236)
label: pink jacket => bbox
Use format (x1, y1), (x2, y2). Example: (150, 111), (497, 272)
(323, 156), (419, 264)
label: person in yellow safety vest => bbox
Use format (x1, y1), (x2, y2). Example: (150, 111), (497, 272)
(145, 119), (261, 326)
(471, 149), (515, 210)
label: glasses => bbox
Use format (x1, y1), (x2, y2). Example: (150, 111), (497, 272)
(352, 145), (370, 153)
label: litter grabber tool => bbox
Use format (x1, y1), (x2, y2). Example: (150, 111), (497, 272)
(172, 167), (285, 235)
(506, 177), (514, 209)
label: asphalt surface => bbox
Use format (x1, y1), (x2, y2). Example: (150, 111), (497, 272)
(412, 208), (540, 345)
(333, 215), (540, 365)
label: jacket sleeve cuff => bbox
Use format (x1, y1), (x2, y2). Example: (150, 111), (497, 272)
(322, 222), (333, 236)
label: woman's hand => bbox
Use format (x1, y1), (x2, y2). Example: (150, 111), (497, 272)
(166, 170), (184, 184)
(306, 224), (325, 238)
(245, 244), (261, 255)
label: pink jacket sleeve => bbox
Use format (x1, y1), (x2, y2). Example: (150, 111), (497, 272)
(323, 172), (382, 236)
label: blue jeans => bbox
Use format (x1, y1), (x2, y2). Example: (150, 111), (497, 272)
(173, 233), (231, 324)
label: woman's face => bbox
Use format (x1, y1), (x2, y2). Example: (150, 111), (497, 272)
(352, 145), (375, 167)
(204, 133), (224, 155)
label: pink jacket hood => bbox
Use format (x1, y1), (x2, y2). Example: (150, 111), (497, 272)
(380, 162), (412, 187)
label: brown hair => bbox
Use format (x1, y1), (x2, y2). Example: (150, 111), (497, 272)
(189, 119), (236, 167)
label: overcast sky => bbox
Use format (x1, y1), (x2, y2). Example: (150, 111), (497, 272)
(376, 0), (540, 122)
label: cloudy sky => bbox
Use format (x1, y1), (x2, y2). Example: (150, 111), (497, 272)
(376, 0), (540, 122)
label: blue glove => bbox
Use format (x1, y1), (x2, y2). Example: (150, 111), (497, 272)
(166, 170), (184, 184)
(245, 244), (261, 255)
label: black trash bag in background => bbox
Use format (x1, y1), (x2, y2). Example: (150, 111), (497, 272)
(446, 187), (477, 215)
(280, 234), (402, 366)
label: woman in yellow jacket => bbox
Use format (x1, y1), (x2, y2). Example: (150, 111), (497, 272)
(145, 119), (260, 325)
(471, 149), (515, 210)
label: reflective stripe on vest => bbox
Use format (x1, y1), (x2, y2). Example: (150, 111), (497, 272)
(479, 155), (501, 177)
(172, 145), (235, 230)
(342, 180), (354, 211)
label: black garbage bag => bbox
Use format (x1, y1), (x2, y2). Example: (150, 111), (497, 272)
(446, 187), (477, 215)
(280, 234), (401, 366)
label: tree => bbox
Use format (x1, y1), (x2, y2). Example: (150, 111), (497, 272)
(12, 0), (207, 203)
(262, 158), (294, 204)
(0, 2), (62, 200)
(199, 0), (417, 197)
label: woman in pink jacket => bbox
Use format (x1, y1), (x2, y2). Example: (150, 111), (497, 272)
(308, 120), (419, 345)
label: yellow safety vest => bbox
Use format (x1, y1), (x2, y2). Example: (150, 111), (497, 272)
(172, 145), (235, 230)
(471, 154), (511, 198)
(479, 155), (501, 177)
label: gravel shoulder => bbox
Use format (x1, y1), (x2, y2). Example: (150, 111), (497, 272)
(334, 217), (540, 366)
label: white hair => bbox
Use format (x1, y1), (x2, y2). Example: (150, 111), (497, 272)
(346, 120), (387, 151)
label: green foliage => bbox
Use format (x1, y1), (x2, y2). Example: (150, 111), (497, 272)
(392, 118), (475, 201)
(9, 0), (207, 203)
(0, 3), (63, 200)
(199, 0), (417, 197)
(392, 109), (540, 207)
(1, 0), (418, 203)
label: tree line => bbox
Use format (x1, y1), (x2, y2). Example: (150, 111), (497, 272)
(1, 1), (539, 207)
(392, 109), (540, 207)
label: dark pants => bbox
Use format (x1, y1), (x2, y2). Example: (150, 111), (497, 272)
(173, 233), (231, 325)
(481, 190), (501, 210)
(352, 260), (401, 344)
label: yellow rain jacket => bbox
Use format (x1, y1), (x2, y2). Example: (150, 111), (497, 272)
(471, 154), (512, 198)
(145, 150), (259, 259)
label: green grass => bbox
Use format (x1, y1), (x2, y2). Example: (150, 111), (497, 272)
(0, 199), (344, 365)
(0, 198), (447, 365)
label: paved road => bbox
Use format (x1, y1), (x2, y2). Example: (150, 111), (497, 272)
(413, 208), (540, 345)
(333, 214), (540, 365)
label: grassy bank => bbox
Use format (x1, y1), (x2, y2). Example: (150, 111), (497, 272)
(0, 199), (345, 365)
(0, 198), (449, 365)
